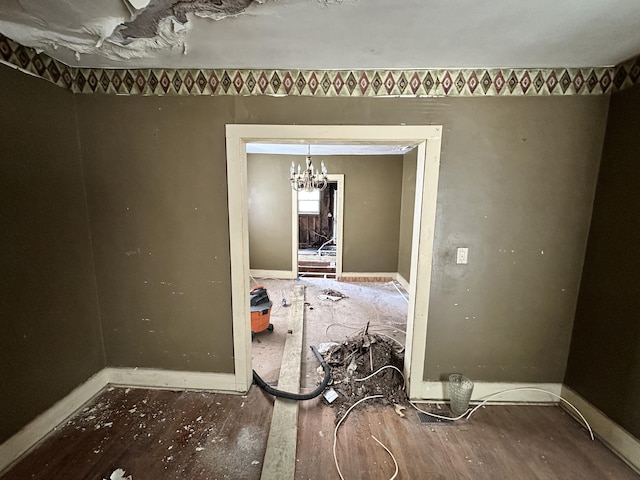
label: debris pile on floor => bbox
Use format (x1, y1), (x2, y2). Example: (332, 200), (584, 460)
(317, 288), (349, 302)
(320, 326), (406, 419)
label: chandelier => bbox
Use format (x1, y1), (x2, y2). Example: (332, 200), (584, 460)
(289, 145), (328, 192)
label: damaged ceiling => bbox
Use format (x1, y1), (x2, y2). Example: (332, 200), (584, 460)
(0, 0), (640, 70)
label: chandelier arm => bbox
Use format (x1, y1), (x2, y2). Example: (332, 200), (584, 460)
(289, 154), (329, 192)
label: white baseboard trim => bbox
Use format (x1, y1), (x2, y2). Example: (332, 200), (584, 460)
(0, 369), (109, 473)
(395, 273), (410, 291)
(105, 368), (240, 393)
(339, 272), (397, 280)
(250, 269), (297, 280)
(416, 381), (563, 403)
(560, 386), (640, 473)
(0, 368), (242, 474)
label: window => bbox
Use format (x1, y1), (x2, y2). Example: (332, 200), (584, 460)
(298, 190), (321, 214)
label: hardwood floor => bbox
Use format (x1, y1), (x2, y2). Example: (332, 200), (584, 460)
(295, 398), (640, 480)
(2, 386), (274, 480)
(4, 280), (637, 479)
(3, 387), (639, 480)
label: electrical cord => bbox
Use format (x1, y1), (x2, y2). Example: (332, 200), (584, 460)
(409, 387), (594, 440)
(353, 365), (405, 387)
(465, 387), (594, 440)
(389, 280), (410, 304)
(350, 367), (594, 440)
(333, 395), (384, 480)
(371, 435), (399, 480)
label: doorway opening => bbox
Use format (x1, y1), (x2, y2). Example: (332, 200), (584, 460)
(297, 182), (337, 278)
(295, 174), (344, 279)
(226, 125), (443, 399)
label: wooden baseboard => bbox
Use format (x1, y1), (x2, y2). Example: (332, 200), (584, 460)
(0, 368), (242, 474)
(560, 386), (640, 474)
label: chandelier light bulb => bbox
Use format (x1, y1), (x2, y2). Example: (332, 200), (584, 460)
(289, 146), (328, 192)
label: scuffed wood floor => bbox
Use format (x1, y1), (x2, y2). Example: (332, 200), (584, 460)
(296, 397), (640, 480)
(2, 386), (274, 480)
(3, 386), (639, 480)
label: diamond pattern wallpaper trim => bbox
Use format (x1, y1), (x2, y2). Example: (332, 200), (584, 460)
(2, 34), (638, 97)
(613, 55), (640, 92)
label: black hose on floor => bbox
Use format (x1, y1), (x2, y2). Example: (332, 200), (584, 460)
(253, 345), (331, 401)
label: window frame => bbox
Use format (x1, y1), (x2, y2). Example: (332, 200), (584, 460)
(297, 189), (321, 215)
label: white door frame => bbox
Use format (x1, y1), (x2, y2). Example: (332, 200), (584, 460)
(292, 174), (344, 278)
(225, 125), (442, 398)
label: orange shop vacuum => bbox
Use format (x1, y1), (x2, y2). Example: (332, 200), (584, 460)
(250, 285), (274, 340)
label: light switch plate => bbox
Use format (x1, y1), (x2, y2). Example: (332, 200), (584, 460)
(456, 247), (468, 264)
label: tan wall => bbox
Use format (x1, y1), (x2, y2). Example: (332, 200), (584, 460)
(236, 96), (607, 383)
(0, 65), (104, 443)
(338, 154), (403, 272)
(70, 93), (607, 385)
(76, 94), (236, 372)
(0, 59), (617, 444)
(419, 96), (607, 382)
(565, 83), (640, 438)
(398, 148), (418, 283)
(248, 154), (293, 271)
(248, 153), (404, 273)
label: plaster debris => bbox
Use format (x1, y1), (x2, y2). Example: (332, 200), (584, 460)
(104, 468), (132, 480)
(0, 0), (266, 61)
(318, 288), (349, 302)
(323, 331), (406, 419)
(126, 0), (153, 10)
(318, 342), (339, 354)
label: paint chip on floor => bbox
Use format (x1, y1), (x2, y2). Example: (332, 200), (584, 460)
(104, 468), (132, 480)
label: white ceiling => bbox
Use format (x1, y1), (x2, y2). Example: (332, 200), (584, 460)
(1, 0), (639, 70)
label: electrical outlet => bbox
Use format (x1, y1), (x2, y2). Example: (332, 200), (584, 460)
(456, 247), (468, 264)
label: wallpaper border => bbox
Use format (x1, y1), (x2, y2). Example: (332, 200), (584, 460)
(1, 34), (638, 97)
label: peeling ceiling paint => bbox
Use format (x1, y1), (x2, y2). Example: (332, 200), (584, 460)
(0, 0), (640, 69)
(0, 0), (262, 61)
(118, 0), (255, 40)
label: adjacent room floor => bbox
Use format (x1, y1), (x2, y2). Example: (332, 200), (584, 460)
(250, 278), (409, 388)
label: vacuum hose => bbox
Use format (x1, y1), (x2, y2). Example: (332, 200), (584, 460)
(253, 345), (331, 401)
